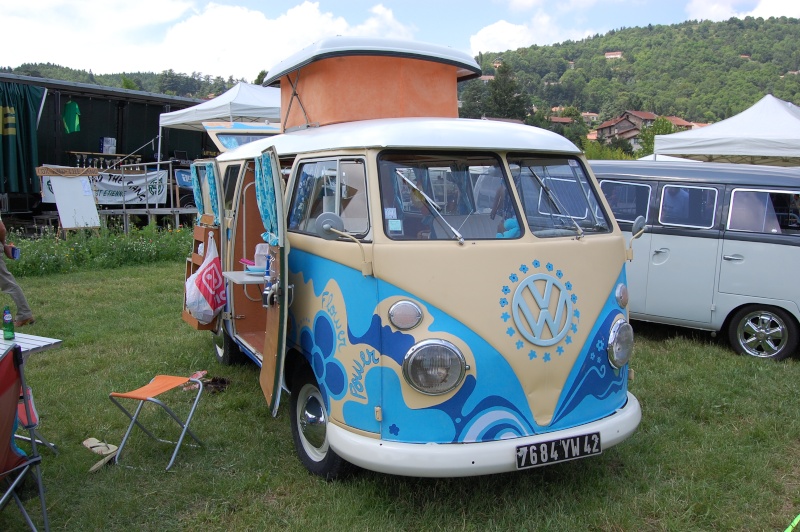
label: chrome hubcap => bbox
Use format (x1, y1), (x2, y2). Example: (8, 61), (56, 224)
(738, 311), (786, 358)
(298, 384), (328, 460)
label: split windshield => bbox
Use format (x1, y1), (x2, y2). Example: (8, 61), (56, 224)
(378, 152), (610, 240)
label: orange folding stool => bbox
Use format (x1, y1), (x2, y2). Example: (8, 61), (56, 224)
(109, 375), (203, 471)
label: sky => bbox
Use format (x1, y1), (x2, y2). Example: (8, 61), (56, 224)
(3, 0), (800, 82)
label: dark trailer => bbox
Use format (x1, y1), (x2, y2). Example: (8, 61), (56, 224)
(0, 72), (208, 218)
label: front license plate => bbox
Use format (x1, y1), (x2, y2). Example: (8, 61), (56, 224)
(516, 432), (601, 469)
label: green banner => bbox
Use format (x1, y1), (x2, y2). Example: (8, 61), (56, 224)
(0, 82), (45, 194)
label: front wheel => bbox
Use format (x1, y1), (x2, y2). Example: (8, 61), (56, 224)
(727, 306), (799, 361)
(290, 366), (353, 480)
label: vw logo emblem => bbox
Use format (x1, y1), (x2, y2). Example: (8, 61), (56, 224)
(512, 274), (573, 347)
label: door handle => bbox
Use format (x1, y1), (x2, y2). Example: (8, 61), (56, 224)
(723, 255), (744, 261)
(653, 248), (667, 254)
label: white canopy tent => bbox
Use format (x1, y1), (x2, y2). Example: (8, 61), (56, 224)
(159, 82), (281, 131)
(157, 82), (281, 163)
(654, 94), (800, 166)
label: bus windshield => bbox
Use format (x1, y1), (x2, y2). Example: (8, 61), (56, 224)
(378, 152), (523, 240)
(507, 155), (611, 237)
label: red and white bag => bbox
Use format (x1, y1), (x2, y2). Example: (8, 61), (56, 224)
(185, 232), (226, 324)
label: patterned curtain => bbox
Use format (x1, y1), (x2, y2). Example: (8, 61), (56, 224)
(204, 162), (220, 226)
(255, 153), (280, 245)
(189, 164), (205, 223)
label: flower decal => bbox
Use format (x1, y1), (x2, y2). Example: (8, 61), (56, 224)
(300, 313), (347, 403)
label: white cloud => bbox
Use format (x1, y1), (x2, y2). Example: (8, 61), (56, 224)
(505, 0), (543, 10)
(686, 0), (800, 21)
(685, 0), (741, 20)
(744, 0), (800, 18)
(470, 11), (595, 55)
(1, 1), (416, 80)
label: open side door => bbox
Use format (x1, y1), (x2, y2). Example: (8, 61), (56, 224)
(257, 146), (289, 416)
(182, 159), (224, 331)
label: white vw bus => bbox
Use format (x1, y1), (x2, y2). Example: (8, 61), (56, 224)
(593, 159), (800, 361)
(183, 37), (641, 478)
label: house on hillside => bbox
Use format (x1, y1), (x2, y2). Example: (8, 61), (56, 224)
(664, 116), (694, 130)
(595, 110), (657, 150)
(581, 112), (599, 125)
(595, 110), (699, 150)
(605, 51), (624, 60)
(549, 116), (574, 125)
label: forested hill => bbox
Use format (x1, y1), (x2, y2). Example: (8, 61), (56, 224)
(4, 16), (800, 122)
(0, 63), (247, 100)
(472, 16), (800, 123)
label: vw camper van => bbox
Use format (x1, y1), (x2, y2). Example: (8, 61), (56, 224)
(593, 159), (800, 361)
(183, 37), (641, 478)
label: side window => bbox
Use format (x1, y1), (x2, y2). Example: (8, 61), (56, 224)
(728, 189), (800, 235)
(600, 180), (651, 222)
(659, 184), (717, 228)
(222, 164), (241, 211)
(287, 158), (369, 236)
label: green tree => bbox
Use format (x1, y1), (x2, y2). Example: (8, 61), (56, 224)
(254, 70), (268, 85)
(582, 139), (636, 160)
(458, 80), (488, 118)
(636, 116), (676, 157)
(485, 63), (529, 121)
(120, 75), (140, 91)
(157, 69), (182, 95)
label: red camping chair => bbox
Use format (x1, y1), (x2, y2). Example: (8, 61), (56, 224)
(0, 344), (50, 531)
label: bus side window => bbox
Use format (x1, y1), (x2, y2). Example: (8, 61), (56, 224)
(660, 185), (717, 228)
(339, 160), (369, 234)
(288, 159), (369, 236)
(600, 180), (650, 222)
(729, 189), (782, 234)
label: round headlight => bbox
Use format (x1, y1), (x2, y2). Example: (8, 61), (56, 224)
(388, 300), (423, 330)
(607, 317), (634, 369)
(615, 283), (629, 308)
(402, 339), (466, 395)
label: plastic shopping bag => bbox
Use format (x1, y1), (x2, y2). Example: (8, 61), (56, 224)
(185, 232), (226, 324)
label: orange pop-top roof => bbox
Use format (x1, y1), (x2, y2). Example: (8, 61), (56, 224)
(263, 37), (481, 131)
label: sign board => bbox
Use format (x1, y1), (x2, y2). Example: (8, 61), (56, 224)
(49, 175), (101, 229)
(39, 167), (168, 205)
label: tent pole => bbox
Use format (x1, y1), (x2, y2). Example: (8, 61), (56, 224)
(156, 127), (163, 171)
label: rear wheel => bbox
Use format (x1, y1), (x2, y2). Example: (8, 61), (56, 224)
(212, 327), (246, 365)
(727, 306), (799, 361)
(290, 366), (353, 480)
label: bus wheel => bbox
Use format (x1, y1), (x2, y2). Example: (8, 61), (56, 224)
(212, 327), (245, 365)
(290, 367), (353, 480)
(728, 306), (799, 361)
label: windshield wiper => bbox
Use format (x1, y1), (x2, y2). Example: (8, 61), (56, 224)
(527, 167), (584, 239)
(397, 170), (464, 245)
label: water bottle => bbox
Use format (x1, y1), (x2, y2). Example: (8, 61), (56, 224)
(3, 306), (14, 340)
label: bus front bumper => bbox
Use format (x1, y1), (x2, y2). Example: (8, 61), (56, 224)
(328, 392), (641, 477)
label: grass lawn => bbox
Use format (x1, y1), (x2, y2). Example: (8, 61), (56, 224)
(2, 261), (799, 531)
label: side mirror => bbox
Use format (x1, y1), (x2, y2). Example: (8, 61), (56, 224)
(316, 212), (345, 241)
(631, 215), (646, 240)
(626, 215), (647, 262)
(314, 212), (373, 276)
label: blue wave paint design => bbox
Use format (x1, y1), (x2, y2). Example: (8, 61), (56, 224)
(548, 267), (629, 430)
(288, 249), (630, 442)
